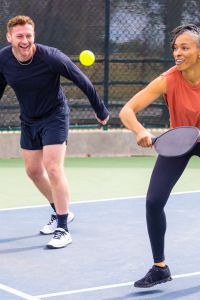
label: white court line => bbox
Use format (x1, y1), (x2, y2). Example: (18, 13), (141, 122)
(35, 271), (200, 299)
(1, 190), (200, 299)
(0, 190), (200, 212)
(0, 196), (144, 211)
(173, 271), (200, 279)
(36, 282), (134, 298)
(1, 272), (200, 300)
(0, 283), (40, 300)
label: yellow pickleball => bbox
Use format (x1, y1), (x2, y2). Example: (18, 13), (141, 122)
(79, 50), (95, 66)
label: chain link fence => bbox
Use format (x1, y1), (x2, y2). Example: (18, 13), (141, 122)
(0, 0), (200, 130)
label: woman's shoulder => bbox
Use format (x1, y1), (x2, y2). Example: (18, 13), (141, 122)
(161, 66), (179, 78)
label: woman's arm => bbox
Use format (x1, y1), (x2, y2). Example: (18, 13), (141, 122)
(119, 75), (167, 147)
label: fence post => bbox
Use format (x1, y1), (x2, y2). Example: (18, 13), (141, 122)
(103, 0), (110, 108)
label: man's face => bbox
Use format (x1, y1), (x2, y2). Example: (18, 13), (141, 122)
(6, 24), (35, 60)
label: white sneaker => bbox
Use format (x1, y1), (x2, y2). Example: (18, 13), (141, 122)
(46, 228), (72, 249)
(68, 211), (75, 223)
(40, 211), (75, 235)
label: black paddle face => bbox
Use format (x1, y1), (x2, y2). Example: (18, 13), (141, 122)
(153, 126), (200, 157)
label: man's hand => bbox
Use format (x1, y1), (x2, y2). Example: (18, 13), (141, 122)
(95, 114), (109, 125)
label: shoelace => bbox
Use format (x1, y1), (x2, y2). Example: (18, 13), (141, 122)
(47, 215), (57, 225)
(53, 230), (66, 239)
(144, 267), (164, 281)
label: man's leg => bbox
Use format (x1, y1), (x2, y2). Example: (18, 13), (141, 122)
(42, 144), (70, 214)
(22, 149), (54, 203)
(22, 148), (74, 236)
(42, 144), (72, 249)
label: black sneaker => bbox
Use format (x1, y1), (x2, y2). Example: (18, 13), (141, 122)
(134, 265), (172, 288)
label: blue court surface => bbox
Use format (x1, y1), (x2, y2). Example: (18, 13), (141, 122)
(0, 191), (200, 300)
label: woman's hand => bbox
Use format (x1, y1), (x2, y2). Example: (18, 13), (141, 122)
(136, 130), (153, 147)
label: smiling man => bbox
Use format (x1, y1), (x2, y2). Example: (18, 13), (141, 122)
(0, 15), (109, 249)
(6, 17), (36, 62)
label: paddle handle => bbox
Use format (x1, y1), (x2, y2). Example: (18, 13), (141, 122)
(151, 136), (157, 144)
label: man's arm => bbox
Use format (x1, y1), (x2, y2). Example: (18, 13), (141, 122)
(0, 73), (7, 99)
(50, 49), (110, 122)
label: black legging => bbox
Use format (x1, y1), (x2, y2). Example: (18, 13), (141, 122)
(146, 143), (200, 263)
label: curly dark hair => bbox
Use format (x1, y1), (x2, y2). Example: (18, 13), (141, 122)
(170, 24), (200, 50)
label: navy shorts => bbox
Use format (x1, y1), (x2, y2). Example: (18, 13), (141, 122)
(20, 109), (69, 150)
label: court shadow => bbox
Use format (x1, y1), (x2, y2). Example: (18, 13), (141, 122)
(159, 285), (200, 300)
(102, 289), (162, 300)
(0, 233), (40, 243)
(129, 289), (162, 297)
(102, 285), (200, 300)
(127, 285), (200, 299)
(0, 245), (45, 254)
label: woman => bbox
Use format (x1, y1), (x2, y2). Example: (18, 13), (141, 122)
(119, 24), (200, 288)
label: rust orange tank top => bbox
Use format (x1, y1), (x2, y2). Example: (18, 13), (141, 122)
(162, 66), (200, 129)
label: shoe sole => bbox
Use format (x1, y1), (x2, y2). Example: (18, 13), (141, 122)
(134, 276), (172, 288)
(68, 215), (75, 224)
(40, 230), (54, 235)
(46, 240), (72, 249)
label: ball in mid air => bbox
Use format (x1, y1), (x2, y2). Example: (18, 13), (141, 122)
(79, 50), (95, 66)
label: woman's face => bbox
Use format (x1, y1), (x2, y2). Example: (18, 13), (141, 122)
(173, 32), (200, 71)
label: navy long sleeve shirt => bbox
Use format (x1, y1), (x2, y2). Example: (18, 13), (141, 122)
(0, 44), (109, 124)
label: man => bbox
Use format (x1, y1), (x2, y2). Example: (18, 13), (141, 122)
(1, 15), (109, 249)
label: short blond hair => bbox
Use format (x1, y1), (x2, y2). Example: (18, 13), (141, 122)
(7, 15), (35, 32)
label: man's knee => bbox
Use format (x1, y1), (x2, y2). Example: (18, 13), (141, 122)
(45, 164), (63, 181)
(26, 166), (44, 181)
